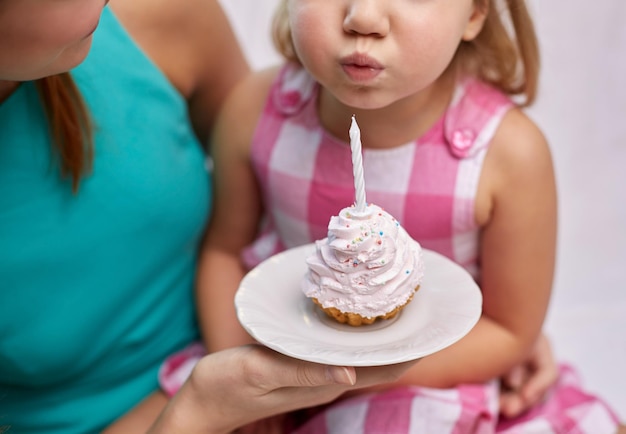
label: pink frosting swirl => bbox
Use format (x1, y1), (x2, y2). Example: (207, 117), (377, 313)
(302, 204), (423, 318)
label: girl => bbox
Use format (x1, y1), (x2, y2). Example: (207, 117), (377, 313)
(164, 0), (621, 432)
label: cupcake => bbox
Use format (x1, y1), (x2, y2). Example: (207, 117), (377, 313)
(302, 203), (424, 326)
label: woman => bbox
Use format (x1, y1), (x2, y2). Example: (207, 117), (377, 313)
(0, 0), (417, 432)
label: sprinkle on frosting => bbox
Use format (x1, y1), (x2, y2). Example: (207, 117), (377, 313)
(301, 203), (424, 318)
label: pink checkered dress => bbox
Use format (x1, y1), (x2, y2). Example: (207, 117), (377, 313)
(159, 64), (620, 432)
(286, 365), (619, 433)
(241, 64), (511, 279)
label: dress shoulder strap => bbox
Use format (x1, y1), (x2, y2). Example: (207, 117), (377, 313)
(443, 78), (515, 159)
(269, 63), (318, 115)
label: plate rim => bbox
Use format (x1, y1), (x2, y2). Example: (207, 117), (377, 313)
(235, 243), (482, 366)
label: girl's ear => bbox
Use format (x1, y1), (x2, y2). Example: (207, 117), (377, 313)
(462, 0), (489, 41)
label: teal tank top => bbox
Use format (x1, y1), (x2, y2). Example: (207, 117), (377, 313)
(0, 8), (210, 433)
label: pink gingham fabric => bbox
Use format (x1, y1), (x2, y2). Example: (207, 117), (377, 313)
(157, 342), (205, 397)
(158, 65), (620, 431)
(286, 365), (619, 433)
(159, 345), (619, 433)
(241, 63), (513, 279)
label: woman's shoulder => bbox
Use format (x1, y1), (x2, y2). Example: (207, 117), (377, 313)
(108, 0), (231, 48)
(108, 0), (248, 139)
(107, 0), (219, 64)
(107, 0), (246, 87)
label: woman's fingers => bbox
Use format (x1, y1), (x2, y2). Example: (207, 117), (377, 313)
(240, 344), (417, 392)
(237, 345), (356, 390)
(352, 359), (420, 389)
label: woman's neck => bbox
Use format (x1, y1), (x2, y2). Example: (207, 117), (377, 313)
(0, 80), (20, 104)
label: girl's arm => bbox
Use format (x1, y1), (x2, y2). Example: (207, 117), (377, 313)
(372, 108), (557, 388)
(196, 68), (281, 352)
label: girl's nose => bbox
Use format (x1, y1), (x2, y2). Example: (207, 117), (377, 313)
(343, 0), (390, 37)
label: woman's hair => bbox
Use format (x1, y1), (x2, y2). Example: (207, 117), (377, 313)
(35, 73), (93, 192)
(272, 0), (539, 106)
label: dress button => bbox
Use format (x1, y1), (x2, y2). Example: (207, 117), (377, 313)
(277, 90), (302, 112)
(451, 128), (476, 153)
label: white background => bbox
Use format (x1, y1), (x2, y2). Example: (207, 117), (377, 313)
(219, 0), (626, 419)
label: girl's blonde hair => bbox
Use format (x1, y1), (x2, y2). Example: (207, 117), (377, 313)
(272, 0), (539, 106)
(35, 73), (93, 192)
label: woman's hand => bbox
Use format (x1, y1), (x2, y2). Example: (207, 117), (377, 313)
(149, 344), (417, 434)
(499, 333), (558, 418)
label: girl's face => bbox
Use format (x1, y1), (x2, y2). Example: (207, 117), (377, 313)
(0, 0), (107, 81)
(287, 0), (486, 110)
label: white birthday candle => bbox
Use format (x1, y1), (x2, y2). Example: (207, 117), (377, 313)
(349, 115), (367, 213)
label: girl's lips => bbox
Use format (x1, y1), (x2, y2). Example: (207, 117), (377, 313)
(340, 53), (384, 82)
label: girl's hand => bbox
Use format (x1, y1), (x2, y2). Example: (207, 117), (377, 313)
(499, 333), (558, 418)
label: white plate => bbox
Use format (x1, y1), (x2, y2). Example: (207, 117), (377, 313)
(235, 244), (482, 366)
